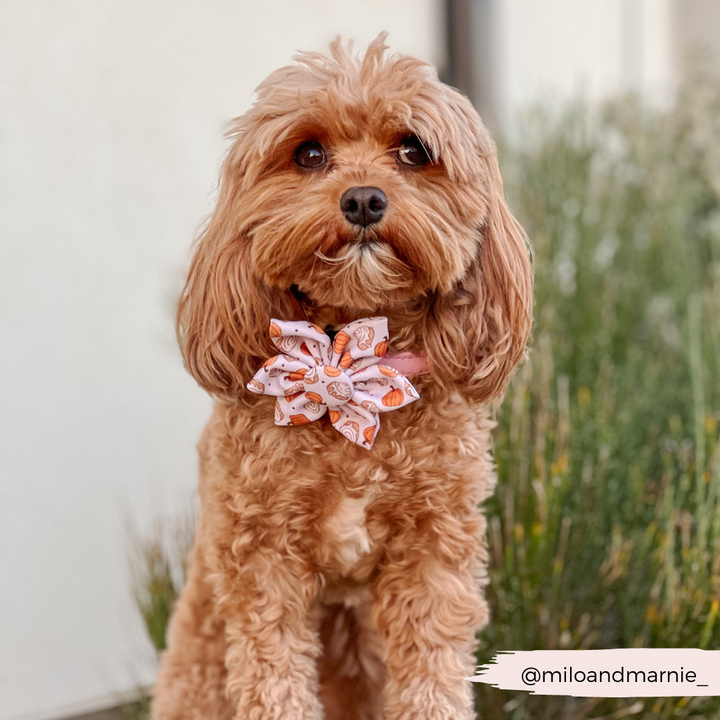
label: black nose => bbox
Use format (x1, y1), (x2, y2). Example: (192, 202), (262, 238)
(340, 186), (387, 227)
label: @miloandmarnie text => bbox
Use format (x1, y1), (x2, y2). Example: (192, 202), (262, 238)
(466, 649), (720, 697)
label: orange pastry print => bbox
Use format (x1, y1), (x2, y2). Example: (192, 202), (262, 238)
(382, 387), (404, 407)
(309, 322), (325, 334)
(285, 368), (308, 381)
(339, 352), (354, 369)
(300, 341), (312, 355)
(339, 420), (360, 442)
(269, 322), (282, 338)
(374, 340), (388, 357)
(328, 410), (341, 424)
(263, 355), (277, 368)
(323, 366), (342, 377)
(247, 378), (265, 393)
(361, 399), (379, 413)
(405, 381), (419, 398)
(353, 325), (375, 350)
(274, 401), (284, 423)
(327, 381), (352, 401)
(378, 365), (398, 377)
(290, 414), (311, 425)
(363, 425), (376, 445)
(304, 391), (323, 403)
(333, 330), (350, 354)
(275, 335), (298, 352)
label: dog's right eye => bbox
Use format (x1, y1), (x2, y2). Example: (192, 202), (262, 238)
(397, 135), (430, 167)
(294, 141), (327, 169)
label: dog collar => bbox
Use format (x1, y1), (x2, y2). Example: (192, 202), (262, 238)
(381, 351), (429, 377)
(247, 317), (420, 449)
(321, 324), (429, 377)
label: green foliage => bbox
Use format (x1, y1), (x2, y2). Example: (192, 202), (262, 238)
(125, 515), (194, 720)
(132, 515), (193, 654)
(477, 75), (720, 719)
(134, 540), (179, 653)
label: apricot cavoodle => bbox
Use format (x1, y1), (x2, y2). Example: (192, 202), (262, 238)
(152, 34), (532, 720)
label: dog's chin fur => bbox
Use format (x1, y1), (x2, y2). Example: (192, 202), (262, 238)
(301, 240), (417, 309)
(153, 34), (533, 720)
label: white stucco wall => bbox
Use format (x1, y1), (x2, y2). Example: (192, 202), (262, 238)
(0, 3), (443, 719)
(485, 0), (675, 127)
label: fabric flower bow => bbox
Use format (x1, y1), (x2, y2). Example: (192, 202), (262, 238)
(247, 317), (419, 449)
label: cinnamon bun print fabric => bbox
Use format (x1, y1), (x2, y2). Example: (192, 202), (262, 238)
(247, 317), (419, 448)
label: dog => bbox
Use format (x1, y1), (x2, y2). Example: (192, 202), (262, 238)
(151, 34), (532, 720)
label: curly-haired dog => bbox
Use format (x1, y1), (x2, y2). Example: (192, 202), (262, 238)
(152, 35), (532, 720)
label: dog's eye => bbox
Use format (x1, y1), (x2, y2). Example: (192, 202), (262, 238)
(397, 135), (430, 167)
(295, 141), (326, 169)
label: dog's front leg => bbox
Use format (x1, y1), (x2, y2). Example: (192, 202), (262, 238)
(373, 525), (487, 720)
(212, 542), (323, 720)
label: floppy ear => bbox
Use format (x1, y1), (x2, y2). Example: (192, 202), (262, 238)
(176, 140), (298, 402)
(424, 153), (533, 404)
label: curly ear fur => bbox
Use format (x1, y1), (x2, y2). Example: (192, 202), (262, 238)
(176, 144), (299, 401)
(424, 151), (533, 404)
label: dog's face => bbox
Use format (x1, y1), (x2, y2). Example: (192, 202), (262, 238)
(179, 36), (533, 403)
(234, 51), (491, 309)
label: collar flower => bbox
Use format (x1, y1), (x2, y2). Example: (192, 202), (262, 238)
(247, 317), (419, 449)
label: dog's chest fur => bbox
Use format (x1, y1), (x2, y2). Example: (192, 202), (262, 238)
(324, 493), (374, 574)
(200, 379), (497, 585)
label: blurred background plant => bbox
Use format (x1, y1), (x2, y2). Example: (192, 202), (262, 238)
(476, 67), (720, 719)
(131, 70), (720, 720)
(126, 513), (195, 720)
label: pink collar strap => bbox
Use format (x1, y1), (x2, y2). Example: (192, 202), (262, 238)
(382, 351), (429, 377)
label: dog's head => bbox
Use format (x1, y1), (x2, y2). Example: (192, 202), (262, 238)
(179, 35), (532, 404)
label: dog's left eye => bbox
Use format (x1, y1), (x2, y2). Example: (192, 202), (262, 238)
(397, 135), (430, 166)
(295, 141), (327, 169)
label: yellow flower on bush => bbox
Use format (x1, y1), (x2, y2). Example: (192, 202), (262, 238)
(577, 386), (591, 406)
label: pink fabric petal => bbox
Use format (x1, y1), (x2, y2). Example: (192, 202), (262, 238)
(269, 319), (332, 366)
(330, 317), (389, 375)
(248, 355), (313, 398)
(329, 404), (380, 448)
(274, 395), (327, 427)
(350, 365), (419, 412)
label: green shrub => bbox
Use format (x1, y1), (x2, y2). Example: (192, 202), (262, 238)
(477, 73), (720, 719)
(126, 515), (194, 720)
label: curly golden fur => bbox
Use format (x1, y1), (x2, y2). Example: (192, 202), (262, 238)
(152, 35), (532, 720)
